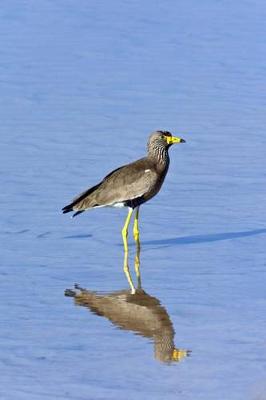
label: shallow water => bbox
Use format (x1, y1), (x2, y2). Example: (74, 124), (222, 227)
(1, 1), (266, 399)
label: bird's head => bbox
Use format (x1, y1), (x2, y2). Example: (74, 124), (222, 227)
(148, 130), (186, 149)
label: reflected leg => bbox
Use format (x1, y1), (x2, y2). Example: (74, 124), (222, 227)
(134, 245), (141, 289)
(122, 208), (135, 294)
(133, 207), (141, 288)
(123, 251), (135, 294)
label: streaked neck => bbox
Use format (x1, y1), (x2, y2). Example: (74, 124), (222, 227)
(148, 144), (169, 168)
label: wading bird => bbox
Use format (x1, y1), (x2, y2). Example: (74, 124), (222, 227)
(62, 130), (185, 292)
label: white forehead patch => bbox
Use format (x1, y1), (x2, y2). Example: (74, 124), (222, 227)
(145, 169), (151, 173)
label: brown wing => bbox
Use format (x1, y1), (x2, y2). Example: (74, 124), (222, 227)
(94, 158), (158, 206)
(63, 158), (159, 212)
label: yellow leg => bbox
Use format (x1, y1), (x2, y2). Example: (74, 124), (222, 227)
(133, 207), (140, 242)
(134, 244), (141, 289)
(122, 208), (135, 294)
(133, 207), (141, 289)
(122, 208), (134, 252)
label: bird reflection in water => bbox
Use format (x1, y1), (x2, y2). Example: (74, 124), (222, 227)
(65, 283), (191, 364)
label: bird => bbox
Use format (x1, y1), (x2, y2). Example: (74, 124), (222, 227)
(65, 284), (190, 363)
(62, 130), (185, 291)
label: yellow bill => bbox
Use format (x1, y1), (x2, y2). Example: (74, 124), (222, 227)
(165, 135), (186, 144)
(172, 348), (191, 361)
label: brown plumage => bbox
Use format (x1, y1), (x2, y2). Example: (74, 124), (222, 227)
(62, 130), (185, 216)
(65, 285), (190, 363)
(62, 130), (185, 293)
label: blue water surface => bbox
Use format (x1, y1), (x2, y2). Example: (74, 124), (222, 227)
(1, 1), (266, 399)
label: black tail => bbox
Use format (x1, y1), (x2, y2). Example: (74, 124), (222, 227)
(62, 204), (73, 214)
(64, 289), (76, 297)
(62, 181), (102, 217)
(62, 204), (84, 218)
(72, 210), (84, 217)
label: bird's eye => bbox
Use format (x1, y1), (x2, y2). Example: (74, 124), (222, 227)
(161, 135), (165, 140)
